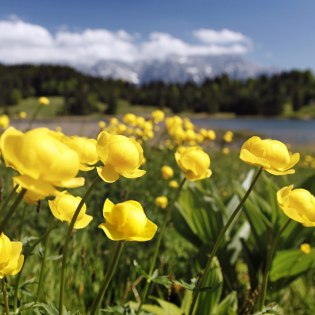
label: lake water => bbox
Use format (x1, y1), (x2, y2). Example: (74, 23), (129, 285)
(12, 117), (315, 146)
(192, 118), (315, 146)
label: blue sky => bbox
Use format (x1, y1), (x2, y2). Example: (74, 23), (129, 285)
(0, 0), (314, 70)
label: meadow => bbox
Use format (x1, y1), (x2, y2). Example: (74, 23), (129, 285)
(1, 99), (315, 315)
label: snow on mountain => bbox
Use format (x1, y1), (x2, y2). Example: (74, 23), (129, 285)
(78, 55), (277, 84)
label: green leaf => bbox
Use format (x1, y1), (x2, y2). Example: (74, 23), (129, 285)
(193, 257), (223, 315)
(143, 298), (184, 315)
(33, 303), (59, 315)
(175, 185), (224, 245)
(181, 290), (193, 315)
(236, 186), (272, 250)
(216, 291), (238, 315)
(270, 248), (315, 281)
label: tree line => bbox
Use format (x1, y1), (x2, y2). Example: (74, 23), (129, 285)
(0, 64), (314, 116)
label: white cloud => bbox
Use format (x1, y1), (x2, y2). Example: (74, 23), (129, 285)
(193, 28), (249, 44)
(0, 18), (252, 66)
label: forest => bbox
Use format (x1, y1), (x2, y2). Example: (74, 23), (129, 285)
(0, 64), (314, 116)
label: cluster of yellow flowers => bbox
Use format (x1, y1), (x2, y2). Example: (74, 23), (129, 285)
(165, 116), (216, 147)
(98, 110), (164, 143)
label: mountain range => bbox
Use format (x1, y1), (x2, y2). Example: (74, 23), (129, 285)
(77, 55), (278, 84)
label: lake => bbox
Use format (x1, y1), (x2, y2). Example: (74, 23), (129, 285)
(12, 117), (315, 147)
(192, 118), (315, 146)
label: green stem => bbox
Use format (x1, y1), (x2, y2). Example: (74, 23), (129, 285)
(59, 176), (101, 315)
(90, 241), (125, 315)
(0, 184), (18, 216)
(259, 218), (291, 310)
(0, 188), (26, 233)
(137, 178), (186, 314)
(26, 105), (42, 131)
(2, 279), (10, 315)
(19, 204), (27, 239)
(13, 222), (56, 312)
(36, 224), (54, 302)
(189, 167), (262, 315)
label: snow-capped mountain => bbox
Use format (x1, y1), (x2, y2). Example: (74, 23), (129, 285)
(78, 55), (277, 84)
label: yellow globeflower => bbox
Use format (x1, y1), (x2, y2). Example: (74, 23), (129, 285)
(300, 243), (311, 254)
(48, 193), (93, 229)
(61, 135), (99, 171)
(99, 199), (157, 241)
(207, 130), (216, 141)
(39, 96), (49, 106)
(175, 146), (212, 181)
(19, 111), (27, 119)
(96, 131), (146, 183)
(0, 114), (10, 129)
(0, 233), (24, 278)
(240, 136), (300, 175)
(98, 120), (106, 129)
(155, 196), (168, 209)
(169, 180), (179, 188)
(123, 113), (137, 125)
(277, 185), (315, 226)
(223, 130), (233, 143)
(161, 165), (174, 180)
(152, 110), (165, 123)
(1, 127), (84, 202)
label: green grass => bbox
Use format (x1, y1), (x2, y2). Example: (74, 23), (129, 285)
(6, 96), (64, 118)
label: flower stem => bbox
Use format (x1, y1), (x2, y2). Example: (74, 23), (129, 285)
(26, 105), (42, 131)
(2, 278), (10, 315)
(36, 223), (54, 302)
(137, 178), (186, 314)
(13, 222), (56, 312)
(258, 218), (291, 310)
(90, 241), (125, 315)
(59, 176), (101, 315)
(0, 188), (26, 233)
(188, 167), (262, 315)
(0, 184), (18, 216)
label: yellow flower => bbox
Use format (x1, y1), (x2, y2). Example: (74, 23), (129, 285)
(175, 146), (212, 181)
(207, 130), (216, 141)
(277, 185), (315, 226)
(61, 135), (99, 171)
(0, 233), (24, 278)
(14, 176), (60, 205)
(223, 130), (233, 143)
(222, 147), (230, 155)
(300, 243), (311, 254)
(96, 131), (146, 183)
(155, 196), (168, 209)
(161, 165), (174, 180)
(123, 113), (137, 125)
(169, 180), (179, 188)
(99, 199), (157, 241)
(152, 110), (165, 123)
(1, 127), (84, 202)
(48, 193), (93, 229)
(19, 111), (27, 119)
(0, 114), (10, 129)
(39, 96), (49, 106)
(240, 136), (300, 175)
(98, 120), (106, 129)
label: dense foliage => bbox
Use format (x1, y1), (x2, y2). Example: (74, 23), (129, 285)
(1, 64), (315, 116)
